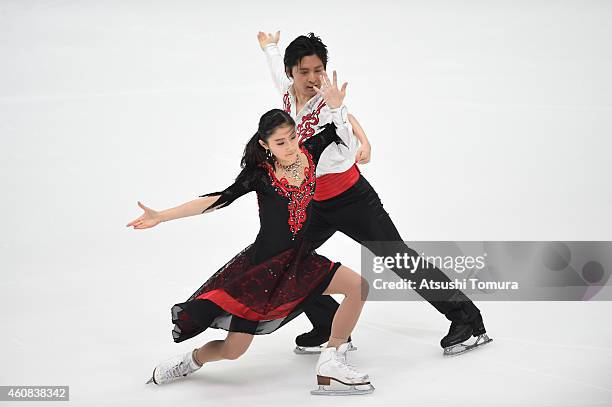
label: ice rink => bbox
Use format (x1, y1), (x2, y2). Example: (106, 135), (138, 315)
(1, 1), (611, 406)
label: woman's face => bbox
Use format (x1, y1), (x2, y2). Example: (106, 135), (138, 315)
(260, 124), (299, 164)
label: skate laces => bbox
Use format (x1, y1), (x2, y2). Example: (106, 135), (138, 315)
(334, 351), (364, 378)
(338, 359), (364, 378)
(163, 360), (187, 381)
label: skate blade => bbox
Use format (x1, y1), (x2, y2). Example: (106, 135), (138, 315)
(311, 383), (374, 396)
(294, 343), (358, 355)
(444, 334), (493, 357)
(294, 345), (325, 354)
(145, 368), (157, 385)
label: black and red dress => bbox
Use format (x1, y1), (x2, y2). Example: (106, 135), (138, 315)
(171, 123), (348, 343)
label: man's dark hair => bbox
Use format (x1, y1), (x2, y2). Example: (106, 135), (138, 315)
(283, 32), (328, 78)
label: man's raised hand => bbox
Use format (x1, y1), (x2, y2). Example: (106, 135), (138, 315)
(257, 31), (280, 50)
(313, 70), (348, 109)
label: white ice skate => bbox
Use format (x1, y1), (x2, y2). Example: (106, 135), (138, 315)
(295, 340), (358, 355)
(145, 349), (202, 385)
(443, 333), (493, 357)
(311, 343), (374, 396)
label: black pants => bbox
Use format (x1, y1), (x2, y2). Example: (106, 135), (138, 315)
(302, 174), (481, 331)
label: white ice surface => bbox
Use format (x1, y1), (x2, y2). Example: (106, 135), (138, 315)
(1, 1), (611, 406)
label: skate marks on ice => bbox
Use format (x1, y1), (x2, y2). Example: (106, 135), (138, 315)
(360, 321), (494, 363)
(360, 321), (453, 348)
(359, 321), (612, 402)
(490, 336), (612, 395)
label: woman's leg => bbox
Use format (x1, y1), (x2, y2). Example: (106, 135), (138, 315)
(322, 265), (369, 348)
(193, 331), (254, 365)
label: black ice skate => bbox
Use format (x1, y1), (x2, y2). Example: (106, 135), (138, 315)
(441, 313), (492, 356)
(294, 328), (357, 354)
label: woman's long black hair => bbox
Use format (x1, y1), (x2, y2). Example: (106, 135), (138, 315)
(241, 109), (295, 170)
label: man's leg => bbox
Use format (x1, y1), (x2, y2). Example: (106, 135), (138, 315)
(293, 206), (350, 353)
(320, 176), (490, 353)
(302, 293), (337, 332)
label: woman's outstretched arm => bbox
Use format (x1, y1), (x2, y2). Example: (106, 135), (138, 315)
(160, 195), (223, 221)
(126, 166), (257, 229)
(126, 195), (221, 229)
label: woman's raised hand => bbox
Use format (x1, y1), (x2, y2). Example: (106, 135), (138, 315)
(257, 31), (280, 50)
(313, 70), (347, 109)
(126, 201), (163, 229)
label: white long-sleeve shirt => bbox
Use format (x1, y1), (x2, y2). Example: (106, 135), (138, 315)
(262, 43), (360, 177)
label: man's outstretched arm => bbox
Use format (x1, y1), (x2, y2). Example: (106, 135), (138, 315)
(257, 31), (291, 95)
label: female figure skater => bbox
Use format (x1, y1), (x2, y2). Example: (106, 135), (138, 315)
(127, 91), (374, 395)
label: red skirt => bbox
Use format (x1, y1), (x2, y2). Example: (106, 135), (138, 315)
(171, 241), (341, 342)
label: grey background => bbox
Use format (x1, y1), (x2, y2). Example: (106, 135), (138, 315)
(361, 241), (612, 300)
(1, 0), (611, 406)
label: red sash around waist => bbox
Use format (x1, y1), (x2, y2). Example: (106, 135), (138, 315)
(313, 164), (360, 201)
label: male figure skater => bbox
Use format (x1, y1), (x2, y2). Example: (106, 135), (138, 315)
(257, 31), (492, 356)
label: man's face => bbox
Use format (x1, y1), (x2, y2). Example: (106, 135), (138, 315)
(288, 55), (325, 99)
